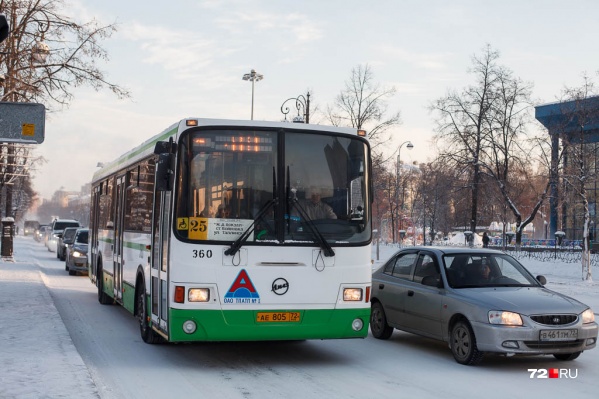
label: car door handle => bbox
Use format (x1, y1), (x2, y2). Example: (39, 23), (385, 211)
(379, 284), (385, 289)
(407, 290), (414, 297)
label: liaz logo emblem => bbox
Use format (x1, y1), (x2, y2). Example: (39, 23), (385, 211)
(271, 278), (289, 295)
(224, 269), (260, 304)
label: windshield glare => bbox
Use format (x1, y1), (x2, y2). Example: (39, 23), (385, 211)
(443, 253), (540, 288)
(175, 128), (370, 245)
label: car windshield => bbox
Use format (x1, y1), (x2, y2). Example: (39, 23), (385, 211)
(443, 253), (540, 288)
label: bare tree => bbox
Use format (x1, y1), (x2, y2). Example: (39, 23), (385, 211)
(0, 0), (130, 106)
(327, 64), (401, 157)
(0, 0), (130, 219)
(480, 63), (546, 248)
(558, 75), (599, 281)
(414, 160), (454, 244)
(431, 45), (500, 242)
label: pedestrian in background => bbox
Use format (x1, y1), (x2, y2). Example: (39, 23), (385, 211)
(482, 231), (490, 248)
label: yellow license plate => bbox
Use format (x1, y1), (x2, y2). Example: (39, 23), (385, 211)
(256, 312), (301, 323)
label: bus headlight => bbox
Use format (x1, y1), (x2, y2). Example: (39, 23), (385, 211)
(343, 288), (363, 301)
(188, 288), (210, 302)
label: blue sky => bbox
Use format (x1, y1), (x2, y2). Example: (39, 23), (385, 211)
(33, 0), (599, 199)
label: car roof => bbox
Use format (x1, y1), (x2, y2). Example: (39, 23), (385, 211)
(395, 246), (507, 255)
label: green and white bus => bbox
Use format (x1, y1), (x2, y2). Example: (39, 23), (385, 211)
(89, 118), (372, 343)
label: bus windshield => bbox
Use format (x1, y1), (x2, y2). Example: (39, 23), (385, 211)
(175, 128), (370, 245)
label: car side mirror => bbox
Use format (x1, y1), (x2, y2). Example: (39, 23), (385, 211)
(536, 275), (547, 285)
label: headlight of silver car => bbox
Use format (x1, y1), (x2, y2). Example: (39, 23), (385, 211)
(488, 310), (523, 326)
(582, 308), (595, 324)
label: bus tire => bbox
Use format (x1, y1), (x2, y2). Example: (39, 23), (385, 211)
(97, 264), (112, 305)
(138, 281), (161, 344)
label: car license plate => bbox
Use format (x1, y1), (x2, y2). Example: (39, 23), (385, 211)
(256, 312), (301, 323)
(540, 329), (578, 341)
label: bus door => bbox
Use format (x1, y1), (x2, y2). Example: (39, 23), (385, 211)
(91, 185), (101, 284)
(150, 190), (171, 334)
(113, 175), (126, 301)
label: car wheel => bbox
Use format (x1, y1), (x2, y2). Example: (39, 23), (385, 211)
(137, 282), (161, 344)
(68, 269), (76, 276)
(553, 352), (581, 361)
(450, 320), (484, 365)
(97, 266), (112, 305)
(370, 301), (394, 340)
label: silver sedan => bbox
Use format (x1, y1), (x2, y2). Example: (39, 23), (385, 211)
(370, 247), (598, 365)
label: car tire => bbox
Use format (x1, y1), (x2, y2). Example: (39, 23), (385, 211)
(68, 269), (76, 276)
(138, 281), (161, 344)
(553, 352), (581, 361)
(450, 320), (484, 365)
(97, 265), (112, 305)
(370, 301), (394, 340)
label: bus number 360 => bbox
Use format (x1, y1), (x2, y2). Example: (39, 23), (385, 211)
(193, 250), (213, 259)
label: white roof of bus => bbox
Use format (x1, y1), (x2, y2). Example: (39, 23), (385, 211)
(92, 118), (362, 183)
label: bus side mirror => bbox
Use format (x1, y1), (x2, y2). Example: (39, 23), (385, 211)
(154, 140), (176, 155)
(155, 153), (174, 191)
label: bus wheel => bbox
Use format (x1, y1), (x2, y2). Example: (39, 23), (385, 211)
(97, 266), (112, 305)
(138, 282), (161, 344)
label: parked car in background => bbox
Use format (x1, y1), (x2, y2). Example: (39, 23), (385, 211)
(47, 219), (81, 253)
(57, 227), (78, 261)
(65, 228), (89, 276)
(370, 247), (598, 365)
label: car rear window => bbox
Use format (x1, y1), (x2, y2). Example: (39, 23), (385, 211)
(63, 229), (78, 240)
(54, 222), (80, 230)
(75, 230), (89, 244)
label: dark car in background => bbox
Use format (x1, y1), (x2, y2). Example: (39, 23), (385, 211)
(370, 247), (598, 365)
(65, 228), (88, 276)
(57, 227), (78, 261)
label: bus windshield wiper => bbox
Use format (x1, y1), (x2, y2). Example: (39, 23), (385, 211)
(224, 198), (278, 257)
(288, 197), (335, 257)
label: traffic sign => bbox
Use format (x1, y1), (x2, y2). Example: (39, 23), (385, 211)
(0, 102), (46, 144)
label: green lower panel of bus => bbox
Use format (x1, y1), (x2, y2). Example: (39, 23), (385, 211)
(167, 307), (370, 342)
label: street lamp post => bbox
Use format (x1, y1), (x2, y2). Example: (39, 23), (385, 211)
(396, 141), (414, 235)
(281, 92), (310, 123)
(242, 69), (263, 120)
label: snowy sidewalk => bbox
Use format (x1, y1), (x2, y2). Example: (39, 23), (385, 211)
(0, 257), (99, 399)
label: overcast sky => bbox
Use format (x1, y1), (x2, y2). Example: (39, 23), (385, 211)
(31, 0), (599, 200)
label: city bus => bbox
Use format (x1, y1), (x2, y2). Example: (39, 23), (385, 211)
(89, 118), (372, 344)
